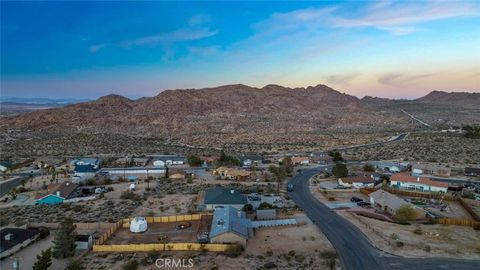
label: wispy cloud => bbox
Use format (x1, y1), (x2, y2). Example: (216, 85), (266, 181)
(378, 72), (440, 86)
(89, 44), (105, 53)
(331, 0), (479, 34)
(88, 15), (217, 52)
(253, 1), (479, 36)
(325, 73), (361, 86)
(120, 28), (217, 47)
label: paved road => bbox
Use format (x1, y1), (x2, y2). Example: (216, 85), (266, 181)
(289, 167), (480, 270)
(328, 133), (409, 153)
(401, 110), (431, 128)
(0, 176), (26, 197)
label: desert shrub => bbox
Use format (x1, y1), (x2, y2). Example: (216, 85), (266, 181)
(413, 227), (423, 235)
(120, 191), (141, 201)
(396, 241), (404, 247)
(473, 223), (480, 230)
(393, 205), (417, 223)
(425, 245), (431, 252)
(122, 260), (138, 270)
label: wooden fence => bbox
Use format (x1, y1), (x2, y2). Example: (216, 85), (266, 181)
(121, 214), (209, 228)
(359, 187), (456, 201)
(458, 198), (480, 222)
(92, 243), (234, 252)
(95, 220), (122, 245)
(437, 218), (480, 228)
(93, 213), (218, 252)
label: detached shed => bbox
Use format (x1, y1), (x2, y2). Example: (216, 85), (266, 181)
(256, 209), (277, 220)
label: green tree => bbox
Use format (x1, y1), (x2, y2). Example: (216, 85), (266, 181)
(145, 176), (153, 190)
(282, 157), (294, 175)
(242, 204), (253, 212)
(329, 151), (344, 162)
(187, 154), (202, 167)
(32, 248), (52, 270)
(65, 259), (85, 270)
(393, 205), (417, 223)
(52, 217), (77, 258)
(269, 165), (286, 194)
(363, 164), (375, 172)
(332, 163), (348, 178)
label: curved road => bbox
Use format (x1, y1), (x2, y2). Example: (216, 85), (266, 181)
(289, 167), (480, 270)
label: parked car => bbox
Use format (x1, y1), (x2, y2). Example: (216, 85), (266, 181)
(350, 197), (363, 202)
(357, 201), (371, 207)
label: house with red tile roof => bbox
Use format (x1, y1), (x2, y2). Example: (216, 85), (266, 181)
(390, 173), (448, 193)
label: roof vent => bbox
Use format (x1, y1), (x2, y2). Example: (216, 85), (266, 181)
(230, 190), (234, 194)
(417, 177), (420, 182)
(217, 219), (225, 225)
(66, 182), (70, 186)
(4, 233), (12, 241)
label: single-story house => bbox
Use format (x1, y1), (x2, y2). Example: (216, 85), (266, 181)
(73, 165), (97, 180)
(213, 167), (253, 181)
(291, 156), (310, 165)
(200, 155), (219, 164)
(390, 173), (448, 193)
(372, 161), (409, 172)
(0, 160), (13, 172)
(202, 188), (248, 211)
(152, 155), (186, 167)
(209, 206), (251, 247)
(36, 181), (78, 205)
(71, 157), (100, 169)
(99, 167), (166, 180)
(75, 234), (93, 250)
(465, 167), (480, 177)
(310, 152), (333, 164)
(412, 163), (451, 177)
(238, 155), (263, 167)
(369, 190), (425, 218)
(114, 157), (151, 167)
(338, 175), (375, 188)
(0, 227), (43, 259)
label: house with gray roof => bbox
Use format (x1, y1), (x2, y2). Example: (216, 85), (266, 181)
(369, 190), (426, 218)
(209, 206), (252, 247)
(202, 188), (248, 211)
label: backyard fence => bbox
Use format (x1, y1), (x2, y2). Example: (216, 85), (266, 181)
(92, 243), (235, 252)
(359, 187), (456, 201)
(95, 220), (122, 245)
(92, 213), (219, 252)
(458, 198), (480, 222)
(437, 218), (480, 228)
(121, 214), (209, 228)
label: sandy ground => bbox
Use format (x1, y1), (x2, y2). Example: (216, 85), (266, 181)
(107, 221), (201, 244)
(78, 213), (339, 270)
(337, 210), (480, 259)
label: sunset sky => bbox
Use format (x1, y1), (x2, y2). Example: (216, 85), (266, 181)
(1, 1), (479, 99)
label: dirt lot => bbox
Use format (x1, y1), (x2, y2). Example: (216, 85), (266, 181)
(78, 213), (339, 270)
(337, 210), (480, 259)
(107, 221), (201, 244)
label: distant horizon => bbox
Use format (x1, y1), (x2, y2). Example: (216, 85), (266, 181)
(2, 1), (479, 99)
(1, 83), (478, 102)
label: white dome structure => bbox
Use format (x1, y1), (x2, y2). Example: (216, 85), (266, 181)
(130, 217), (148, 233)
